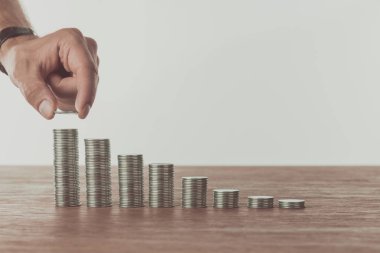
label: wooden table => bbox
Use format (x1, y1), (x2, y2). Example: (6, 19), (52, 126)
(0, 166), (379, 253)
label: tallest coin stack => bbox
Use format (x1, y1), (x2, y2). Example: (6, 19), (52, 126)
(53, 129), (81, 207)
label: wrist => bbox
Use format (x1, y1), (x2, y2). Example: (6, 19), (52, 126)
(0, 34), (37, 59)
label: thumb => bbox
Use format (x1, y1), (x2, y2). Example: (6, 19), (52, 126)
(18, 78), (57, 119)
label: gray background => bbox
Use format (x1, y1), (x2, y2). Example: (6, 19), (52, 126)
(0, 0), (379, 165)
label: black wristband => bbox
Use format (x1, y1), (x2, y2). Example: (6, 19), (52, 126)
(0, 27), (35, 75)
(0, 62), (6, 75)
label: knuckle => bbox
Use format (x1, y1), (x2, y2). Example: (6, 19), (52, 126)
(60, 28), (84, 40)
(86, 37), (98, 52)
(84, 62), (98, 75)
(69, 28), (83, 36)
(92, 65), (99, 76)
(96, 56), (100, 67)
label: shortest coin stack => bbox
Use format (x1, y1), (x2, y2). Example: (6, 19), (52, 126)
(213, 189), (239, 208)
(278, 199), (305, 209)
(182, 176), (208, 208)
(247, 196), (274, 208)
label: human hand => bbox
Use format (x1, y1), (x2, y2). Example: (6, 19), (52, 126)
(0, 28), (99, 119)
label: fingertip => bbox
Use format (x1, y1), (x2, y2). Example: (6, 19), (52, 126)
(77, 104), (91, 119)
(46, 113), (56, 120)
(39, 99), (56, 120)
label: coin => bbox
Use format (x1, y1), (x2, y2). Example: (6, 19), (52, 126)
(55, 110), (78, 114)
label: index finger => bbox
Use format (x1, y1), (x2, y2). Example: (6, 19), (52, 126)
(64, 41), (99, 119)
(75, 64), (98, 118)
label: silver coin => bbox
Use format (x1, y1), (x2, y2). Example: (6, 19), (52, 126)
(55, 110), (78, 114)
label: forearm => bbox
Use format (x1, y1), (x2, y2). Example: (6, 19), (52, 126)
(0, 0), (30, 29)
(0, 1), (36, 60)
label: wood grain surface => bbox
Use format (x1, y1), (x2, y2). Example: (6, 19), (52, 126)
(0, 166), (380, 253)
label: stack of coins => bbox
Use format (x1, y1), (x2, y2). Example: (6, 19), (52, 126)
(53, 129), (80, 207)
(182, 176), (208, 208)
(85, 139), (112, 207)
(149, 163), (174, 208)
(279, 199), (305, 209)
(247, 196), (274, 208)
(213, 189), (239, 208)
(118, 154), (144, 208)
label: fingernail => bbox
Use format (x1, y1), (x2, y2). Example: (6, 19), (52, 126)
(80, 104), (91, 119)
(39, 100), (54, 119)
